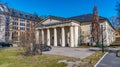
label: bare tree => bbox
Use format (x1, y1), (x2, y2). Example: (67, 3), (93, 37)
(115, 1), (120, 33)
(116, 2), (120, 26)
(19, 22), (42, 56)
(109, 16), (118, 28)
(91, 6), (101, 45)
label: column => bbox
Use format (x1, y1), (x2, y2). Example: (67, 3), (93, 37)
(54, 28), (57, 46)
(61, 27), (65, 47)
(74, 26), (78, 47)
(18, 32), (20, 41)
(47, 28), (50, 46)
(36, 29), (39, 44)
(41, 29), (44, 44)
(70, 26), (74, 47)
(10, 31), (12, 41)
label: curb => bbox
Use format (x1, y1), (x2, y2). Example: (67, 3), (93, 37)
(94, 52), (108, 67)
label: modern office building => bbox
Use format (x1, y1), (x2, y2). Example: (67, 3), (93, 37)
(0, 3), (41, 42)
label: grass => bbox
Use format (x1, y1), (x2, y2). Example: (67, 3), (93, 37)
(82, 51), (105, 67)
(0, 47), (79, 67)
(109, 39), (120, 48)
(112, 41), (120, 45)
(77, 45), (96, 48)
(0, 47), (105, 67)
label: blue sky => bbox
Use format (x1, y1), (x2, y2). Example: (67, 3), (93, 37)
(2, 0), (119, 18)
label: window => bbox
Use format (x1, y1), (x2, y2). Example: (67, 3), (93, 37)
(6, 23), (9, 26)
(27, 24), (30, 27)
(12, 26), (18, 30)
(13, 22), (18, 26)
(5, 32), (10, 37)
(12, 18), (18, 21)
(6, 26), (9, 31)
(25, 15), (28, 18)
(20, 27), (25, 30)
(13, 12), (16, 16)
(27, 20), (30, 23)
(20, 19), (25, 23)
(20, 14), (23, 17)
(20, 23), (25, 26)
(27, 28), (29, 31)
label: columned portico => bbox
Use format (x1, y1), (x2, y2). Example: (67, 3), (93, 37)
(36, 25), (79, 47)
(54, 28), (57, 46)
(61, 27), (65, 47)
(35, 17), (81, 47)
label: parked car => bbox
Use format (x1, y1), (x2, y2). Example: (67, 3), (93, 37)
(0, 42), (13, 47)
(41, 45), (52, 51)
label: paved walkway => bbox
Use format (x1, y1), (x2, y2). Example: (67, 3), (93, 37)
(43, 47), (95, 58)
(97, 49), (120, 67)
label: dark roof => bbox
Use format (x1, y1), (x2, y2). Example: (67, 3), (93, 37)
(67, 14), (106, 22)
(0, 3), (41, 22)
(37, 14), (115, 30)
(67, 14), (115, 30)
(47, 15), (69, 21)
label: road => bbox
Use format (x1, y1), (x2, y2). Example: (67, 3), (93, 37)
(97, 50), (120, 67)
(43, 47), (95, 58)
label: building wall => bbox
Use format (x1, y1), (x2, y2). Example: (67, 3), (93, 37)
(36, 18), (115, 47)
(0, 3), (40, 43)
(4, 15), (37, 43)
(80, 20), (115, 46)
(0, 15), (6, 42)
(116, 31), (120, 38)
(104, 21), (115, 46)
(80, 22), (91, 45)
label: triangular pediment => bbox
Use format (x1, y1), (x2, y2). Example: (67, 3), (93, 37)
(35, 16), (70, 27)
(42, 18), (61, 25)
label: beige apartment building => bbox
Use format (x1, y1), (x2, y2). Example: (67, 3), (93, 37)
(0, 3), (41, 42)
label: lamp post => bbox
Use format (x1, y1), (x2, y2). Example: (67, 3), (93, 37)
(101, 25), (104, 53)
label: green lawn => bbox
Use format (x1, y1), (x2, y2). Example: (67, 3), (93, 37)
(112, 41), (120, 45)
(0, 47), (79, 67)
(77, 45), (96, 48)
(0, 47), (105, 67)
(83, 51), (105, 66)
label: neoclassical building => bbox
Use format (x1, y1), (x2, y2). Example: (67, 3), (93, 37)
(35, 6), (115, 47)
